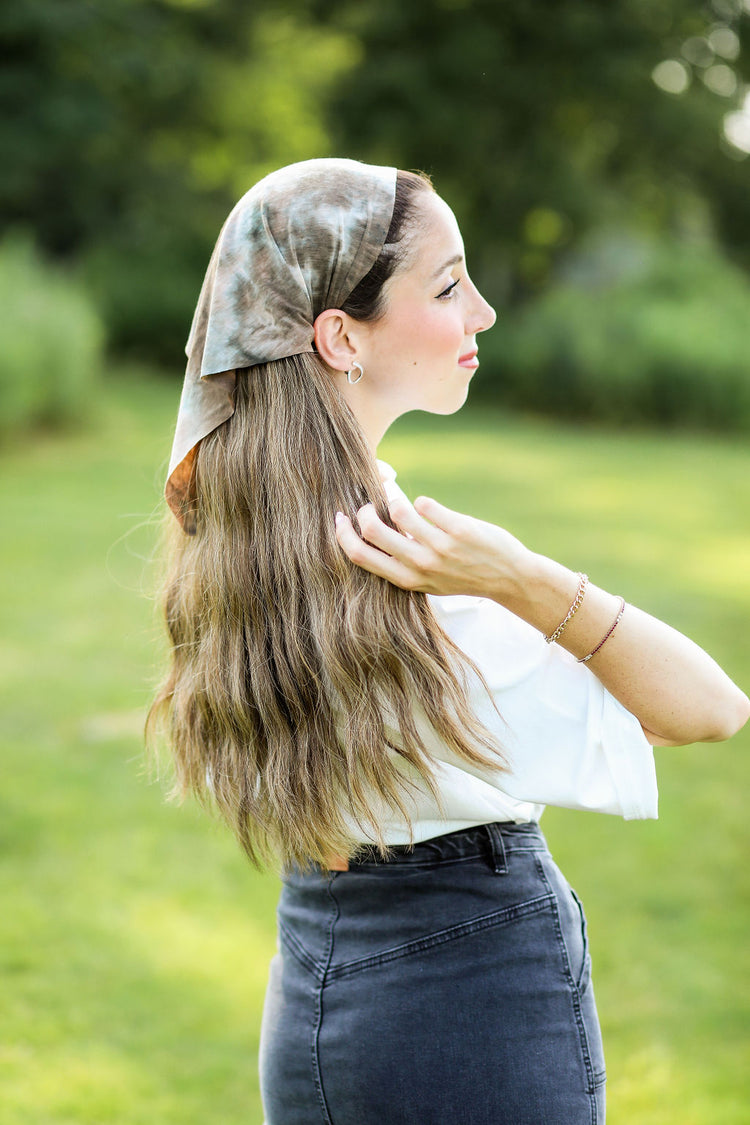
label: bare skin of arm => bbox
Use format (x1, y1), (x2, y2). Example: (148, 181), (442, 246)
(335, 494), (750, 747)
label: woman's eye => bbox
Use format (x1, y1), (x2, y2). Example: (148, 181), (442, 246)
(436, 279), (460, 300)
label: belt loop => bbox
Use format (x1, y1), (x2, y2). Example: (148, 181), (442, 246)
(484, 823), (508, 875)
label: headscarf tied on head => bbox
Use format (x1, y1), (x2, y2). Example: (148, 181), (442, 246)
(166, 157), (398, 531)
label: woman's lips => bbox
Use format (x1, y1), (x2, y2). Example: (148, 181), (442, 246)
(458, 349), (479, 369)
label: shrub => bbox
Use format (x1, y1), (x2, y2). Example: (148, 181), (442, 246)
(479, 232), (750, 430)
(81, 230), (205, 366)
(0, 235), (105, 438)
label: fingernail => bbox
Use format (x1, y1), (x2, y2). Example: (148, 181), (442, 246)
(335, 511), (345, 525)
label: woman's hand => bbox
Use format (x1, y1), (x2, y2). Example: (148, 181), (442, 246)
(334, 493), (533, 602)
(334, 491), (750, 746)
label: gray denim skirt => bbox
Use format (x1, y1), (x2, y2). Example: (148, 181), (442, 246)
(259, 821), (606, 1124)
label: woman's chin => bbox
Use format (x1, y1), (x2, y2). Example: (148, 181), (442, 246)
(441, 383), (472, 414)
(410, 382), (472, 419)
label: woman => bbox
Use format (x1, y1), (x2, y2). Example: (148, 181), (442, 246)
(151, 158), (749, 1124)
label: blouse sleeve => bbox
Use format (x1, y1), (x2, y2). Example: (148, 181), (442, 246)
(377, 462), (657, 821)
(428, 593), (659, 820)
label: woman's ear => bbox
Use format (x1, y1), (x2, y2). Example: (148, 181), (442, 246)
(313, 309), (358, 372)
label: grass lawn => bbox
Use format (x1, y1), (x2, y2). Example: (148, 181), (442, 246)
(1, 366), (748, 1124)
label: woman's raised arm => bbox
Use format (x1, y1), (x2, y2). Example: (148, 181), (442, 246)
(334, 494), (750, 747)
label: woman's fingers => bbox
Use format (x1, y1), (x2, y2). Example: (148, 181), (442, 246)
(385, 494), (451, 549)
(354, 503), (422, 557)
(335, 493), (529, 600)
(334, 511), (423, 588)
(412, 495), (468, 538)
(334, 492), (475, 585)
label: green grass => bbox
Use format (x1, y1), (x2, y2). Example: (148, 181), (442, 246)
(1, 368), (748, 1124)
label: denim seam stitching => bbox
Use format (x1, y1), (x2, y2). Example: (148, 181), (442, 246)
(350, 854), (485, 872)
(310, 877), (339, 1125)
(327, 892), (554, 981)
(277, 917), (322, 981)
(348, 843), (547, 872)
(535, 856), (602, 1117)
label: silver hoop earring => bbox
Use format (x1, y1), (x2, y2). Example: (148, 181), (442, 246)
(346, 361), (364, 385)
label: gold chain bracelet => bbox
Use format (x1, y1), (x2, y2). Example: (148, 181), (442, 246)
(544, 572), (588, 645)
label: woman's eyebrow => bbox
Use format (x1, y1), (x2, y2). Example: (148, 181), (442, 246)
(429, 253), (464, 281)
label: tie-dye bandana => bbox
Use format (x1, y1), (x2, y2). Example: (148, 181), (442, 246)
(166, 158), (397, 530)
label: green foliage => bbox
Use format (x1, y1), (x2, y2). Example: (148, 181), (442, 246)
(0, 235), (104, 436)
(317, 0), (750, 295)
(479, 230), (750, 428)
(78, 9), (360, 361)
(2, 0), (750, 402)
(0, 0), (359, 361)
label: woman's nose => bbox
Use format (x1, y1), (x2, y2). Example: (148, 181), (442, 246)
(467, 283), (497, 334)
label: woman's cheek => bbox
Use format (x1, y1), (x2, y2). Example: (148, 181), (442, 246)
(429, 308), (464, 353)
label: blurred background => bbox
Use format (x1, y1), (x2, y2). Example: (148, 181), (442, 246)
(1, 1), (749, 1122)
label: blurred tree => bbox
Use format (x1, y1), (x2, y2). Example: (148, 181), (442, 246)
(310, 0), (750, 305)
(1, 0), (747, 379)
(0, 0), (358, 359)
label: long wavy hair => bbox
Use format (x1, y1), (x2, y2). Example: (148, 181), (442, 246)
(148, 171), (505, 869)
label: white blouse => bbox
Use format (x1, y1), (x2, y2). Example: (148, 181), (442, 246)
(357, 461), (659, 846)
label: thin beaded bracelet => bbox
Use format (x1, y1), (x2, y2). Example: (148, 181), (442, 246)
(578, 597), (626, 663)
(544, 572), (588, 644)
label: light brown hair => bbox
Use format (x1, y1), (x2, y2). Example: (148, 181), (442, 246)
(148, 172), (504, 869)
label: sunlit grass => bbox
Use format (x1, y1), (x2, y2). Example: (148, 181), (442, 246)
(1, 369), (748, 1123)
